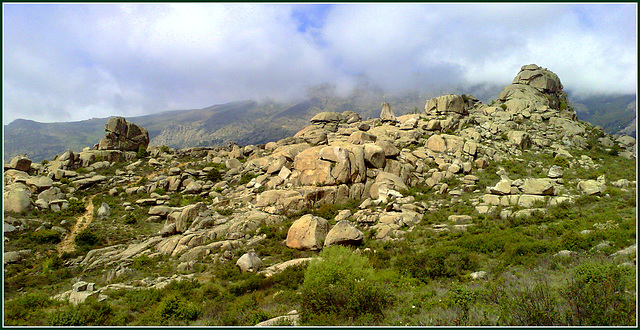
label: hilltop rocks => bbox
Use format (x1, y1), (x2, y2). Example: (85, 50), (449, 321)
(380, 102), (397, 122)
(310, 112), (343, 124)
(98, 117), (149, 152)
(522, 178), (557, 195)
(425, 94), (469, 116)
(512, 64), (563, 94)
(286, 214), (329, 250)
(8, 155), (32, 172)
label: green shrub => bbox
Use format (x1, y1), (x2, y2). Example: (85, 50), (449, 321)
(75, 230), (101, 250)
(153, 188), (166, 195)
(229, 274), (275, 296)
(160, 145), (171, 153)
(272, 264), (307, 290)
(5, 291), (53, 324)
(137, 145), (149, 159)
(562, 262), (635, 325)
(156, 294), (200, 324)
(48, 307), (86, 326)
(131, 255), (153, 270)
(238, 173), (258, 186)
(64, 199), (87, 215)
(123, 213), (138, 225)
(396, 245), (477, 282)
(206, 168), (223, 183)
(447, 284), (477, 326)
(499, 281), (562, 326)
(500, 104), (508, 110)
(215, 208), (233, 216)
(300, 245), (394, 325)
(553, 157), (570, 168)
(30, 229), (62, 244)
(43, 254), (63, 271)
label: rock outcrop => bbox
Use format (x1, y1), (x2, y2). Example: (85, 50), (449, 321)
(98, 117), (150, 152)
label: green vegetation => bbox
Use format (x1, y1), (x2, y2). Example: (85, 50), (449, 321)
(300, 245), (394, 325)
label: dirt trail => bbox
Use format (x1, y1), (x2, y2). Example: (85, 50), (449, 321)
(57, 195), (95, 255)
(56, 160), (194, 255)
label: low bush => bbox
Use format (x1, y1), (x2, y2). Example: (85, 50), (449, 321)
(75, 230), (101, 251)
(156, 294), (200, 324)
(395, 245), (477, 283)
(30, 229), (62, 244)
(562, 262), (635, 326)
(499, 280), (562, 326)
(300, 245), (394, 325)
(5, 291), (54, 325)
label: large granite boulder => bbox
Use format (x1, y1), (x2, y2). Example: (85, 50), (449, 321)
(286, 214), (329, 250)
(324, 220), (364, 247)
(380, 102), (397, 122)
(8, 156), (32, 172)
(236, 251), (262, 272)
(98, 117), (149, 152)
(425, 94), (468, 116)
(512, 64), (563, 94)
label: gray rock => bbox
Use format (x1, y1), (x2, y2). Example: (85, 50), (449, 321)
(380, 102), (397, 122)
(286, 214), (329, 250)
(548, 165), (564, 178)
(577, 180), (606, 195)
(236, 251), (262, 272)
(98, 117), (149, 152)
(324, 220), (364, 247)
(97, 203), (111, 218)
(4, 188), (31, 213)
(9, 155), (32, 172)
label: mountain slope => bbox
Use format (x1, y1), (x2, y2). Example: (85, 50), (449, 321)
(572, 94), (636, 137)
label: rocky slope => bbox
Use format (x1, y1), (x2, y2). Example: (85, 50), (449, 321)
(3, 64), (636, 326)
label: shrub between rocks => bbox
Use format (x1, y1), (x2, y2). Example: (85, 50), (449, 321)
(300, 245), (394, 325)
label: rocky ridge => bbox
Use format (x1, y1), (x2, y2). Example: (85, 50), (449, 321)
(3, 64), (636, 315)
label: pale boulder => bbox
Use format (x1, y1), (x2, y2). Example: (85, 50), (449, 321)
(324, 221), (364, 247)
(236, 251), (262, 272)
(286, 214), (329, 250)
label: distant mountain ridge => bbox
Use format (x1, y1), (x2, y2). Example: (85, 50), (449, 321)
(3, 86), (636, 163)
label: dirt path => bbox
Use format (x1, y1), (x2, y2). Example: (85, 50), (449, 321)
(57, 195), (96, 255)
(56, 160), (194, 255)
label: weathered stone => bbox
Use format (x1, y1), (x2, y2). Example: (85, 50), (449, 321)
(4, 188), (31, 213)
(324, 221), (364, 247)
(380, 102), (397, 122)
(363, 143), (386, 168)
(97, 203), (111, 218)
(348, 131), (377, 145)
(425, 94), (468, 115)
(236, 251), (262, 272)
(310, 112), (343, 123)
(286, 214), (329, 250)
(522, 178), (557, 195)
(548, 165), (564, 178)
(9, 156), (32, 172)
(98, 117), (149, 152)
(577, 180), (606, 196)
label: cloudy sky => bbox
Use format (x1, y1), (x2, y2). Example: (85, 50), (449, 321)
(3, 3), (637, 124)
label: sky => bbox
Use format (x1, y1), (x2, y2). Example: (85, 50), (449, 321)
(3, 3), (637, 124)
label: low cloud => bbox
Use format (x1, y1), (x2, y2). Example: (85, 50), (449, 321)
(3, 3), (636, 124)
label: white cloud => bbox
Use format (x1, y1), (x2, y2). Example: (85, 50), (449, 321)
(2, 3), (636, 124)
